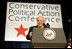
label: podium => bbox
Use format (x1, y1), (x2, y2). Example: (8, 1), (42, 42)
(31, 28), (67, 48)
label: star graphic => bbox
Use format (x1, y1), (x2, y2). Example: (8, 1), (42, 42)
(14, 24), (28, 37)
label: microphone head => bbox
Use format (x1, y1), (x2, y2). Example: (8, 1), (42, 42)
(43, 23), (45, 26)
(43, 23), (47, 27)
(46, 23), (50, 28)
(47, 23), (49, 25)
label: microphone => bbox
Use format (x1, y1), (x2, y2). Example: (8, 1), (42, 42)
(43, 23), (45, 26)
(43, 23), (47, 27)
(46, 23), (50, 28)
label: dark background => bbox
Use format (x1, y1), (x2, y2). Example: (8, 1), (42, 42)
(0, 0), (71, 48)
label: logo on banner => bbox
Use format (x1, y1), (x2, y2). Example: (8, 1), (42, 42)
(14, 24), (28, 37)
(43, 28), (56, 40)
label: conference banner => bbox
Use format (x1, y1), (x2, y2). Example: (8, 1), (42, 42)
(5, 2), (63, 41)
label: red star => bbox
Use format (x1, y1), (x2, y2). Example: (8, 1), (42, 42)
(14, 24), (28, 37)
